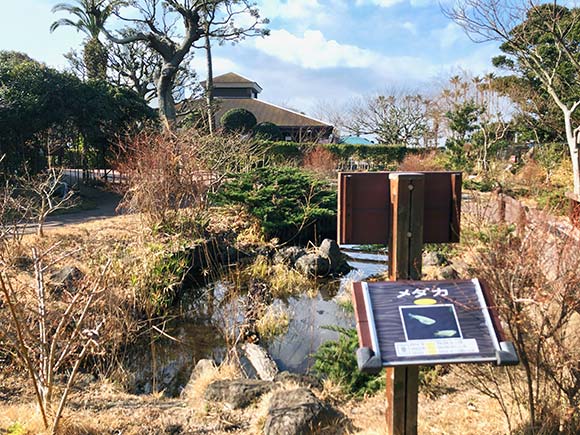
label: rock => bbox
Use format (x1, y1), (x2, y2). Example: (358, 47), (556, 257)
(440, 265), (459, 280)
(423, 251), (447, 267)
(181, 359), (216, 399)
(273, 372), (321, 389)
(205, 379), (272, 409)
(50, 266), (84, 295)
(263, 388), (326, 435)
(242, 343), (278, 381)
(295, 254), (330, 277)
(273, 246), (307, 266)
(319, 239), (351, 275)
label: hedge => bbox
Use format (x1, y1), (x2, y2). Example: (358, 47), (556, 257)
(258, 141), (425, 170)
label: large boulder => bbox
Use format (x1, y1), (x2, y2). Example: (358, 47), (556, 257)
(205, 379), (272, 409)
(319, 239), (351, 275)
(263, 388), (326, 435)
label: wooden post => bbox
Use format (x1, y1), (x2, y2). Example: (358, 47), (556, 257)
(386, 173), (425, 435)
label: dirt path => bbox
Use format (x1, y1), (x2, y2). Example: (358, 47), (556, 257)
(39, 188), (122, 232)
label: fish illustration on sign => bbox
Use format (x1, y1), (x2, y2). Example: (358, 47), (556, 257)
(434, 329), (458, 337)
(408, 313), (436, 325)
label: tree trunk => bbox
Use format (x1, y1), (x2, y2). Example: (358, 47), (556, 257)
(205, 32), (215, 135)
(157, 63), (178, 131)
(571, 146), (580, 195)
(564, 112), (580, 195)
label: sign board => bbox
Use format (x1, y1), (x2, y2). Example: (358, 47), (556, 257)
(338, 171), (462, 245)
(352, 279), (519, 372)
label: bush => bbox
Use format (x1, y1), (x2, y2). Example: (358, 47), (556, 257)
(397, 151), (445, 172)
(459, 213), (580, 433)
(221, 108), (257, 133)
(259, 141), (422, 170)
(253, 122), (282, 140)
(303, 146), (339, 175)
(115, 129), (262, 232)
(211, 166), (336, 241)
(312, 326), (384, 397)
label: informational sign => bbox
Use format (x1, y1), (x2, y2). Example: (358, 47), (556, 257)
(352, 279), (519, 369)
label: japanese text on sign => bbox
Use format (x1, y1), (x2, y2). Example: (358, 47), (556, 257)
(397, 287), (449, 299)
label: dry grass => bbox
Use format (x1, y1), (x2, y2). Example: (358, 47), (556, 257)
(245, 256), (313, 299)
(0, 357), (514, 435)
(256, 304), (291, 341)
(206, 205), (266, 247)
(337, 380), (508, 435)
(184, 362), (240, 416)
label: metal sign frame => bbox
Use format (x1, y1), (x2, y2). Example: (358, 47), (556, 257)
(352, 279), (519, 371)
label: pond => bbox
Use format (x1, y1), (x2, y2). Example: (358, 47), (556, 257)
(127, 247), (388, 395)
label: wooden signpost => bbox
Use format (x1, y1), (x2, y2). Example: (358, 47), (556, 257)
(339, 171), (518, 435)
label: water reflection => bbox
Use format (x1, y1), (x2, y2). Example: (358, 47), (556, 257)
(137, 248), (389, 394)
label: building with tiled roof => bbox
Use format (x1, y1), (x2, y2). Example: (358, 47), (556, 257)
(203, 72), (334, 142)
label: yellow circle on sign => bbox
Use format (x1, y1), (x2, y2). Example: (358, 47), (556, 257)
(414, 298), (437, 305)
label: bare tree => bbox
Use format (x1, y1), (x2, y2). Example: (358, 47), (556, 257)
(22, 168), (77, 237)
(344, 90), (430, 146)
(437, 72), (510, 170)
(195, 1), (269, 134)
(106, 33), (161, 102)
(0, 246), (110, 435)
(103, 0), (266, 131)
(444, 0), (580, 195)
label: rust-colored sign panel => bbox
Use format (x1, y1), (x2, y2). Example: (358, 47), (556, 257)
(338, 171), (462, 245)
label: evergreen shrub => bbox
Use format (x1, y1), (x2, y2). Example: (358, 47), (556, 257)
(221, 108), (257, 133)
(211, 166), (336, 241)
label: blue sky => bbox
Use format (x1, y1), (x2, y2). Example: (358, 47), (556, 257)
(0, 0), (501, 115)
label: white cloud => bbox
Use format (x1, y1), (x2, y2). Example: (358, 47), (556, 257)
(445, 44), (499, 75)
(253, 28), (437, 84)
(355, 0), (451, 7)
(355, 0), (404, 7)
(402, 21), (417, 35)
(433, 22), (464, 49)
(259, 0), (325, 20)
(255, 29), (382, 69)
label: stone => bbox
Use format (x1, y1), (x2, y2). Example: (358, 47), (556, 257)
(273, 247), (306, 266)
(204, 379), (272, 409)
(318, 239), (351, 275)
(263, 388), (325, 435)
(158, 360), (190, 397)
(295, 254), (331, 277)
(242, 343), (278, 381)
